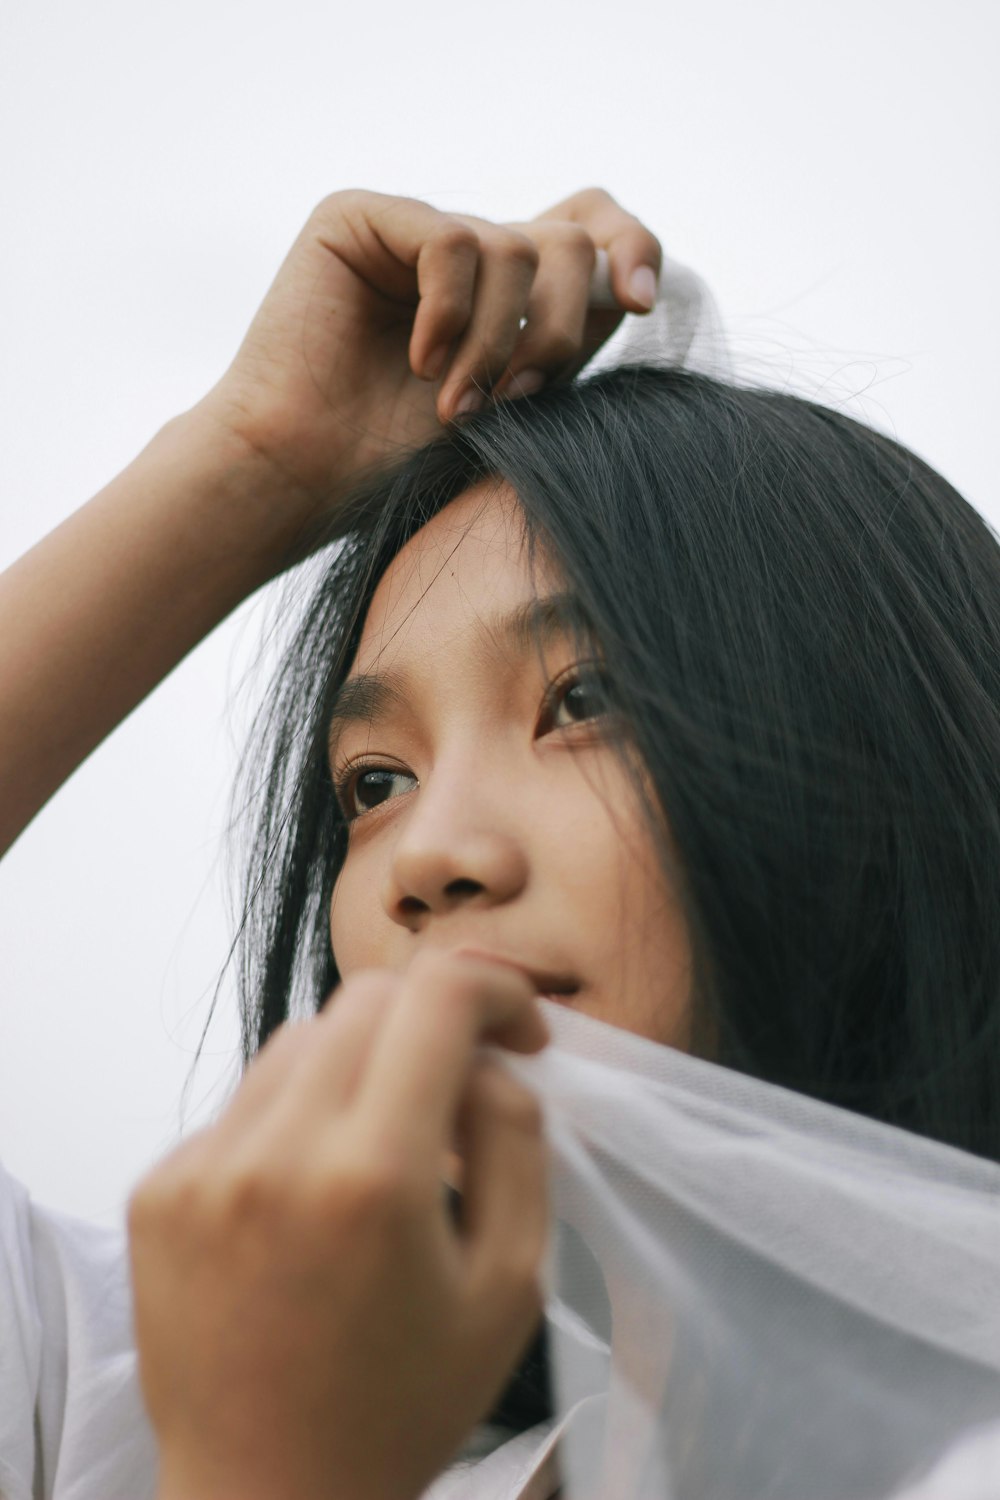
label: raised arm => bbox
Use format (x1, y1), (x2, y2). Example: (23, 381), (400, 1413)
(0, 413), (312, 858)
(0, 188), (661, 858)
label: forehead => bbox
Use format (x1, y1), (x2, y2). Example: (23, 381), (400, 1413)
(352, 482), (561, 674)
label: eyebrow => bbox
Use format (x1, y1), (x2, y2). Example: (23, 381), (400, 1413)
(326, 592), (594, 762)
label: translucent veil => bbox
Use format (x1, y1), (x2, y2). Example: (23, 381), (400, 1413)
(493, 998), (1000, 1500)
(482, 263), (1000, 1500)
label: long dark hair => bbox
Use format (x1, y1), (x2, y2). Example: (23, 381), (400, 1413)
(208, 364), (1000, 1436)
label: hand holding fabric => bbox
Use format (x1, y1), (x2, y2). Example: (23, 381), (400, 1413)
(127, 951), (551, 1500)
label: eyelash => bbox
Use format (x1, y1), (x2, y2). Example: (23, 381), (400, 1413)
(330, 662), (611, 824)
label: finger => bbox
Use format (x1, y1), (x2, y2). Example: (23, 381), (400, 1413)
(436, 228), (540, 421)
(213, 976), (395, 1145)
(355, 953), (548, 1172)
(534, 186), (663, 315)
(208, 1018), (316, 1144)
(492, 222), (597, 399)
(459, 1060), (549, 1323)
(407, 221), (481, 379)
(331, 193), (482, 382)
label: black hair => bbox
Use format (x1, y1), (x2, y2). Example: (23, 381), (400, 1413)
(206, 364), (1000, 1441)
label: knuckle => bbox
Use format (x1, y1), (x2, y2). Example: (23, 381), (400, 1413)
(430, 218), (480, 258)
(167, 1144), (287, 1228)
(486, 228), (540, 272)
(312, 186), (369, 219)
(325, 1151), (418, 1226)
(539, 221), (596, 263)
(207, 1164), (278, 1228)
(127, 1152), (203, 1232)
(187, 1164), (271, 1236)
(428, 289), (471, 329)
(245, 1147), (413, 1231)
(574, 185), (615, 210)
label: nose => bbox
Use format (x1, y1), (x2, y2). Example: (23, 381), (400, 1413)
(379, 751), (529, 927)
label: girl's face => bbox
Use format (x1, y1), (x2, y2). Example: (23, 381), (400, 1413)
(328, 482), (692, 1049)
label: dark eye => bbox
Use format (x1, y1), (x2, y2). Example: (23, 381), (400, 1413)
(549, 665), (612, 730)
(332, 763), (414, 822)
(331, 665), (612, 824)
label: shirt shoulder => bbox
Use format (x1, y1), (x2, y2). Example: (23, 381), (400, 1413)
(0, 1156), (157, 1500)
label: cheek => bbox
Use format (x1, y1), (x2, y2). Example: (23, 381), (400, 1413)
(575, 759), (686, 951)
(566, 749), (653, 867)
(547, 760), (649, 919)
(328, 863), (368, 976)
(328, 840), (404, 979)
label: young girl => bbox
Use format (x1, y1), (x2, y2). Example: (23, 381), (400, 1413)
(2, 187), (999, 1500)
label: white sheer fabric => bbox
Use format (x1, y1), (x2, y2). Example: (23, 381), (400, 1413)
(490, 999), (1000, 1500)
(586, 246), (732, 379)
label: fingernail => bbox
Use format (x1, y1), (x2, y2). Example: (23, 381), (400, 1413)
(454, 388), (485, 418)
(508, 368), (545, 399)
(629, 265), (657, 311)
(423, 345), (449, 380)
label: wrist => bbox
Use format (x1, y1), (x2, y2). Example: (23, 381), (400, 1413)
(156, 400), (343, 584)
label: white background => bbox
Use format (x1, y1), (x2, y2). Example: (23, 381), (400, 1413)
(0, 0), (997, 1231)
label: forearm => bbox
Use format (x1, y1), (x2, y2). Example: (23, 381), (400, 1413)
(0, 406), (321, 858)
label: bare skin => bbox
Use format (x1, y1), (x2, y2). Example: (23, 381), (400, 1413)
(1, 187), (669, 1500)
(0, 188), (660, 860)
(328, 481), (695, 1125)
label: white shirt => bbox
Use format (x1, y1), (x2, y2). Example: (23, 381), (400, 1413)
(0, 1154), (593, 1500)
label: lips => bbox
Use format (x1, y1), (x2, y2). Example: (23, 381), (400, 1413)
(452, 948), (579, 997)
